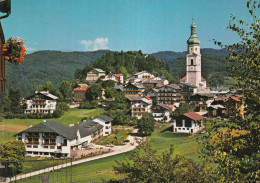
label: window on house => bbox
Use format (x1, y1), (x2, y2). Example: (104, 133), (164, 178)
(191, 59), (194, 65)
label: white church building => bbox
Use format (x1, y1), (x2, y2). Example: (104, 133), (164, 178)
(180, 19), (207, 88)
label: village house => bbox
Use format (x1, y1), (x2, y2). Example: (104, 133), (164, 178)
(131, 97), (152, 119)
(86, 68), (106, 82)
(179, 82), (197, 97)
(126, 71), (155, 84)
(173, 112), (204, 133)
(157, 84), (182, 106)
(207, 97), (226, 117)
(103, 72), (124, 84)
(15, 115), (113, 157)
(225, 96), (245, 119)
(189, 93), (214, 111)
(125, 94), (143, 105)
(24, 91), (58, 114)
(92, 115), (112, 136)
(73, 86), (88, 101)
(142, 78), (169, 90)
(124, 83), (145, 96)
(151, 104), (173, 122)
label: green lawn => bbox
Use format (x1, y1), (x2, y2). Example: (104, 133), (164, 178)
(0, 130), (16, 143)
(96, 129), (132, 145)
(16, 124), (204, 182)
(148, 125), (203, 163)
(1, 108), (105, 126)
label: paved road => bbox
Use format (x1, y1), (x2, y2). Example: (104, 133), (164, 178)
(9, 129), (143, 182)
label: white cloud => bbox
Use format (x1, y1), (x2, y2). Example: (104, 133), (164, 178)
(26, 47), (36, 52)
(80, 37), (109, 51)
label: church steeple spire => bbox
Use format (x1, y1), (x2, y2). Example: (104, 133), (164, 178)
(187, 18), (200, 46)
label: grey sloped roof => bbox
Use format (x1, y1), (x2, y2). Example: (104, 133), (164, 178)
(18, 121), (76, 140)
(115, 85), (124, 91)
(167, 84), (181, 90)
(134, 83), (145, 89)
(40, 91), (59, 100)
(93, 68), (105, 73)
(76, 120), (103, 138)
(96, 115), (113, 122)
(126, 95), (143, 101)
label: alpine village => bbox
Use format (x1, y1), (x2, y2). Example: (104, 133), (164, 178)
(0, 1), (259, 183)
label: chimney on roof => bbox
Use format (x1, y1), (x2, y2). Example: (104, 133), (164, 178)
(69, 124), (74, 127)
(35, 90), (38, 94)
(43, 120), (46, 123)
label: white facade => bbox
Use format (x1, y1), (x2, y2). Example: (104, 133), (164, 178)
(153, 111), (171, 122)
(15, 120), (105, 157)
(172, 112), (204, 133)
(24, 91), (58, 114)
(134, 71), (155, 79)
(92, 117), (112, 136)
(173, 119), (201, 133)
(16, 132), (72, 157)
(131, 98), (152, 119)
(103, 73), (124, 84)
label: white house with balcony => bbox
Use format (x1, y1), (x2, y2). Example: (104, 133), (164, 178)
(152, 104), (173, 122)
(24, 91), (58, 114)
(131, 97), (152, 119)
(173, 112), (204, 133)
(15, 119), (105, 157)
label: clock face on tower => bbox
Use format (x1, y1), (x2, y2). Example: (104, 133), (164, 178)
(190, 66), (194, 71)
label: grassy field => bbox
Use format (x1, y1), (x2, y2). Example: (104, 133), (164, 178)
(17, 124), (203, 182)
(0, 108), (105, 143)
(96, 129), (132, 145)
(148, 125), (203, 162)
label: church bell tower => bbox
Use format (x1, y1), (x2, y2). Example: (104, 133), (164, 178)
(186, 19), (202, 87)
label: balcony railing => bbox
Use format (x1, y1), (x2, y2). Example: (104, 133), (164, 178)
(43, 136), (56, 139)
(25, 141), (39, 144)
(42, 142), (56, 145)
(26, 135), (39, 138)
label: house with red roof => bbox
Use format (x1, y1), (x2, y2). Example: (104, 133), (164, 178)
(173, 112), (204, 133)
(104, 72), (124, 83)
(73, 86), (88, 101)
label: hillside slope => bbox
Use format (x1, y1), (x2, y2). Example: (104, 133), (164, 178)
(6, 50), (112, 96)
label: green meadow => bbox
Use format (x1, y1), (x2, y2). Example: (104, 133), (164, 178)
(16, 124), (203, 182)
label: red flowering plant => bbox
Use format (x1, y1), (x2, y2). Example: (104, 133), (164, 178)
(2, 36), (27, 65)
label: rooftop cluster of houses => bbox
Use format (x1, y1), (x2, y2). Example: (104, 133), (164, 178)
(15, 115), (112, 157)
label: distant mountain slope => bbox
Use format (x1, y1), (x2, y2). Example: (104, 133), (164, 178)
(6, 50), (112, 96)
(151, 48), (228, 61)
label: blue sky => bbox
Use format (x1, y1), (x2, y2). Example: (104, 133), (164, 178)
(1, 0), (256, 53)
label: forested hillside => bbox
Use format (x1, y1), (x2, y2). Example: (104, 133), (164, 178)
(151, 48), (229, 61)
(6, 50), (112, 96)
(75, 50), (175, 82)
